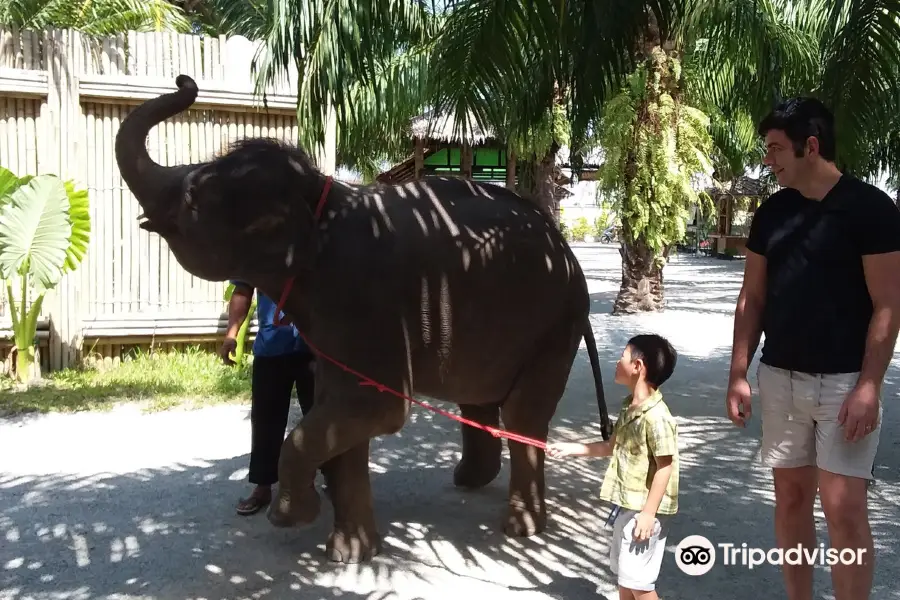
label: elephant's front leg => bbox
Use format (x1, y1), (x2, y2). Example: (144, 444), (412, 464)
(268, 385), (408, 527)
(454, 402), (503, 489)
(323, 441), (381, 563)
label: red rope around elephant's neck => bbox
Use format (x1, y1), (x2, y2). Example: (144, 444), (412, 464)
(271, 176), (546, 450)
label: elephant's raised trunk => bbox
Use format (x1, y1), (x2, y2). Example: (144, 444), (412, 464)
(115, 74), (199, 217)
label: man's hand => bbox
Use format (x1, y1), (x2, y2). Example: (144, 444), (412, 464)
(632, 511), (657, 542)
(838, 381), (880, 442)
(219, 337), (237, 366)
(726, 375), (753, 427)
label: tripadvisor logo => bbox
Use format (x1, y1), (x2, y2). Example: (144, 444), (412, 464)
(675, 535), (866, 575)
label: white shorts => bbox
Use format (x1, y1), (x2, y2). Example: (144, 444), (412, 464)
(609, 508), (669, 592)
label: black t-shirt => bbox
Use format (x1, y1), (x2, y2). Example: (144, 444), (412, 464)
(745, 174), (900, 373)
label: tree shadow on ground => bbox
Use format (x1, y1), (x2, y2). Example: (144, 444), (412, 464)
(2, 335), (898, 600)
(2, 246), (898, 600)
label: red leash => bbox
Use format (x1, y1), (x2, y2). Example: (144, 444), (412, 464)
(271, 176), (547, 450)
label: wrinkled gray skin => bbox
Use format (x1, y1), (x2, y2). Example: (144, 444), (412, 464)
(115, 75), (611, 564)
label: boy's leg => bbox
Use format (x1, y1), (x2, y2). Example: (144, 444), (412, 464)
(757, 364), (819, 600)
(813, 371), (880, 600)
(238, 353), (296, 515)
(612, 510), (667, 597)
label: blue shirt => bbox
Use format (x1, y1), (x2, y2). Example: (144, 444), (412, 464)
(231, 281), (309, 357)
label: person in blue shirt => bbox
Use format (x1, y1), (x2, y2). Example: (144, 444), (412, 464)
(220, 281), (316, 515)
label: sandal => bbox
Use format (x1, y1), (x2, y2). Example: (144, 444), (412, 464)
(236, 491), (271, 516)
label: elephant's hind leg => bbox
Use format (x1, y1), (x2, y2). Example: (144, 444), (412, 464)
(453, 402), (503, 489)
(500, 323), (582, 537)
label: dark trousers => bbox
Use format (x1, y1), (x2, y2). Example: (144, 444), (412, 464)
(248, 350), (316, 486)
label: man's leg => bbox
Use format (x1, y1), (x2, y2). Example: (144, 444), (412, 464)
(772, 466), (819, 600)
(814, 373), (881, 600)
(757, 364), (819, 600)
(238, 354), (296, 515)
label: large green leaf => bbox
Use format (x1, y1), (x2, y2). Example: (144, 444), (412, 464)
(0, 175), (71, 292)
(62, 180), (90, 274)
(0, 166), (33, 211)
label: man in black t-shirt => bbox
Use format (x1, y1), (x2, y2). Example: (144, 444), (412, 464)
(726, 97), (900, 600)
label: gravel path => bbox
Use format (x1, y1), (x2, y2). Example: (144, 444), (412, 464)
(1, 244), (898, 600)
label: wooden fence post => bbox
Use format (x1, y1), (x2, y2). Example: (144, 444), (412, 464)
(43, 28), (84, 370)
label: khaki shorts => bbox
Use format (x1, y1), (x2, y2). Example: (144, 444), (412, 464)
(756, 363), (881, 480)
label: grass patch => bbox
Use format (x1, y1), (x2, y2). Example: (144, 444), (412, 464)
(0, 346), (251, 416)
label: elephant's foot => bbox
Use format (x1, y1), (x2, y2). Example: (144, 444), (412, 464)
(326, 523), (382, 563)
(453, 454), (502, 489)
(267, 483), (321, 528)
(504, 499), (547, 537)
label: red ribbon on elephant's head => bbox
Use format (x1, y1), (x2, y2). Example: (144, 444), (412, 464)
(272, 175), (332, 327)
(269, 175), (547, 451)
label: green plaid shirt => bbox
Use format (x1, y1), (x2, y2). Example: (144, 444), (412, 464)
(599, 390), (679, 515)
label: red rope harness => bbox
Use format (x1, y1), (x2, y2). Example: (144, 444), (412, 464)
(272, 176), (547, 450)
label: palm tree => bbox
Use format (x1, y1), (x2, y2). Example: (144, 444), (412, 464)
(426, 1), (674, 215)
(0, 0), (193, 34)
(208, 0), (439, 177)
(425, 0), (900, 313)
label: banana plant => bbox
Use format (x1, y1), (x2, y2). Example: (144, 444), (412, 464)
(0, 166), (90, 385)
(222, 282), (256, 367)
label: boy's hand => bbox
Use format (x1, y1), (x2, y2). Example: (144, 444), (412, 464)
(632, 511), (657, 542)
(546, 442), (585, 458)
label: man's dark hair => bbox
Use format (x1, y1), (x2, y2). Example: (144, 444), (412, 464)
(757, 96), (837, 161)
(628, 334), (677, 388)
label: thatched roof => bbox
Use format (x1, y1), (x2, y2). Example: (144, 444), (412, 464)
(706, 175), (772, 198)
(410, 109), (496, 145)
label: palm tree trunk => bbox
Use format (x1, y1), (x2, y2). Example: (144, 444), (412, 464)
(613, 19), (679, 315)
(516, 142), (561, 223)
(614, 234), (669, 313)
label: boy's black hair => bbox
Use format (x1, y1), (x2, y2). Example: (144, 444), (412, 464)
(628, 334), (677, 388)
(757, 96), (837, 161)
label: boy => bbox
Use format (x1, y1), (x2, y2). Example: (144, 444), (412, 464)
(547, 334), (679, 600)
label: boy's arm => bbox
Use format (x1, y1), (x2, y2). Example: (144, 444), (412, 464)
(581, 434), (616, 457)
(547, 433), (616, 458)
(641, 455), (673, 516)
(641, 414), (678, 517)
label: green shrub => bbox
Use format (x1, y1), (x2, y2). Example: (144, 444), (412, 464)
(570, 216), (591, 241)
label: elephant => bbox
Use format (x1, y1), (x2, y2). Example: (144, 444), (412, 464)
(115, 75), (612, 564)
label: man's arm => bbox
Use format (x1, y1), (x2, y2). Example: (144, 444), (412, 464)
(729, 249), (767, 380)
(858, 251), (900, 389)
(226, 282), (254, 339)
(855, 190), (900, 390)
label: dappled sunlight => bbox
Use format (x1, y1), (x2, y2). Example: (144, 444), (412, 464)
(1, 245), (898, 599)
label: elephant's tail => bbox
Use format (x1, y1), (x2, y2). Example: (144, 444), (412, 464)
(584, 320), (612, 440)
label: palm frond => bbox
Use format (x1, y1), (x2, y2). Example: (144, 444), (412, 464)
(249, 0), (435, 155)
(0, 0), (192, 33)
(812, 0), (900, 173)
(682, 0), (820, 121)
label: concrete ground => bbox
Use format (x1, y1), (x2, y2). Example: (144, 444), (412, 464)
(1, 244), (898, 600)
